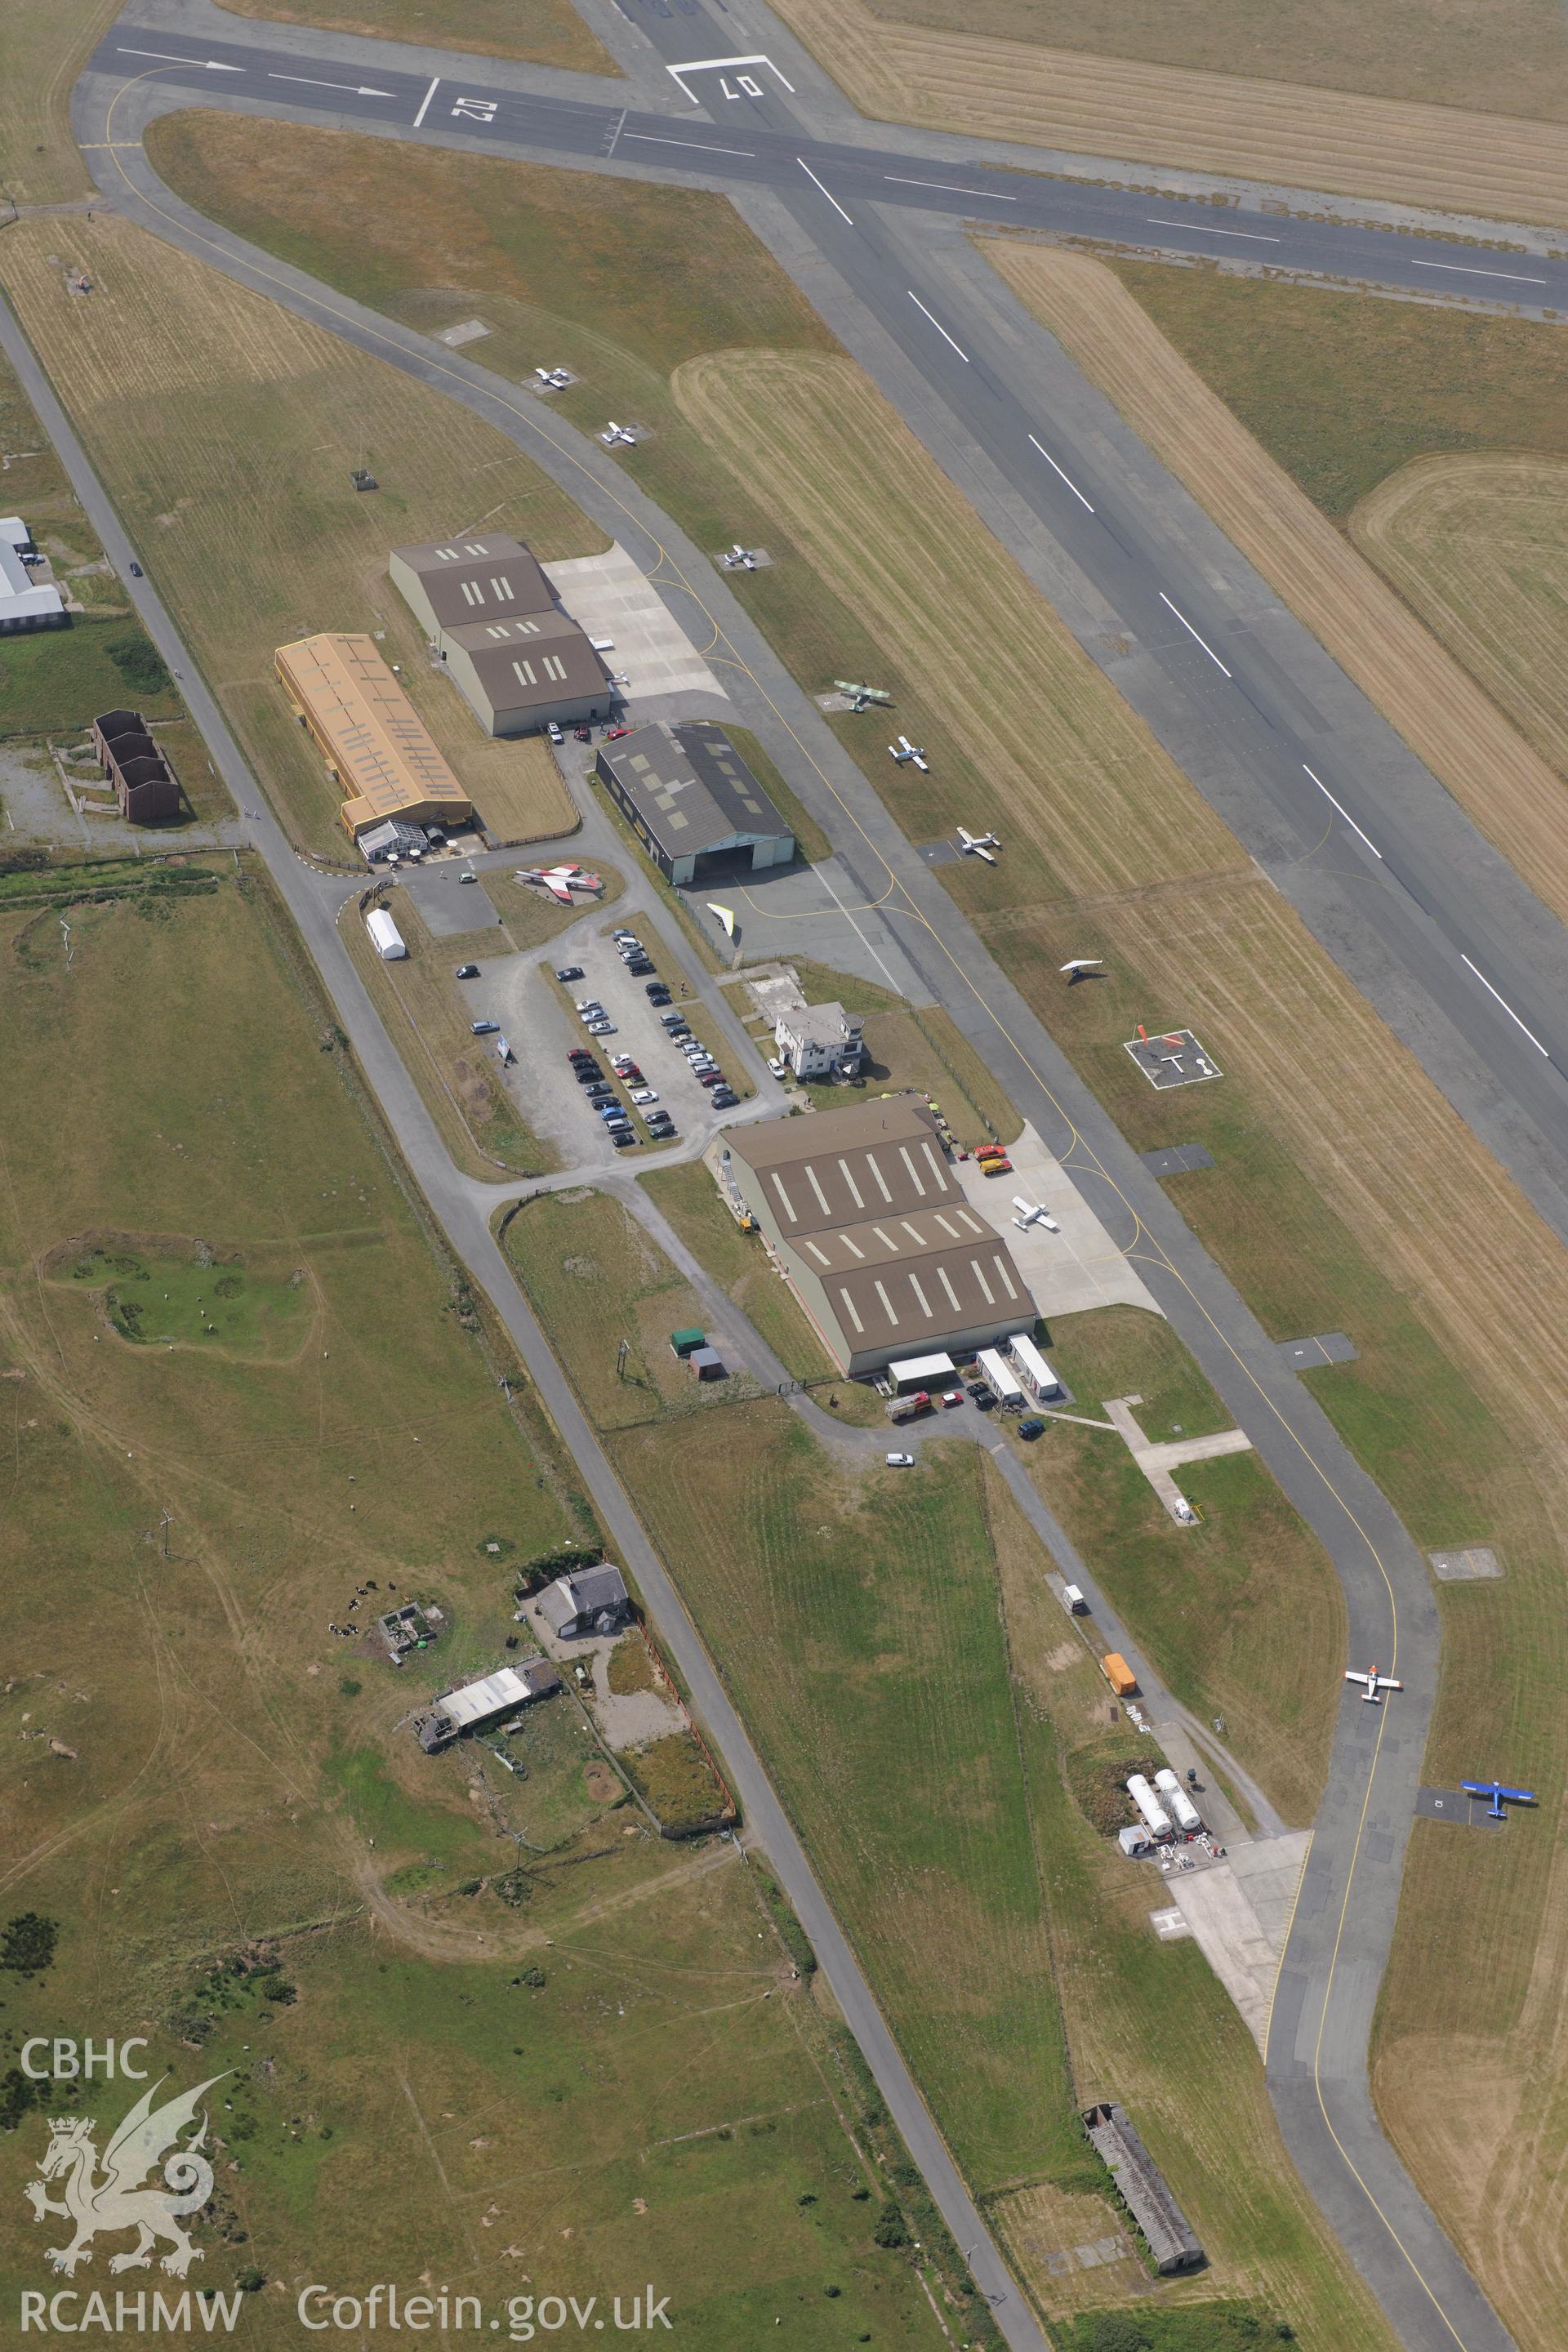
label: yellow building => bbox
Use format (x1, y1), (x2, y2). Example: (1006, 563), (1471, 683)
(274, 631), (473, 839)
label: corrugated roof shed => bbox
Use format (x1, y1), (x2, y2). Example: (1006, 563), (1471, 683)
(274, 631), (473, 837)
(1083, 2103), (1204, 2272)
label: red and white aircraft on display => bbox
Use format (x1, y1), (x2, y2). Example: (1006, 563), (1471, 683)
(517, 862), (603, 905)
(1344, 1664), (1404, 1704)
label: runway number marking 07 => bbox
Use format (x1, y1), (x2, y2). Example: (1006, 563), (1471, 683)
(666, 54), (796, 103)
(452, 96), (498, 122)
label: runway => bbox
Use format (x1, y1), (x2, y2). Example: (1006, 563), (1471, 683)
(53, 7), (1540, 2342)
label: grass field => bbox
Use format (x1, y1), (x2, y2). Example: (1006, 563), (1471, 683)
(0, 0), (118, 206)
(0, 215), (604, 860)
(637, 1159), (845, 1389)
(0, 350), (185, 740)
(1352, 454), (1568, 784)
(219, 0), (615, 73)
(772, 0), (1568, 222)
(984, 243), (1568, 942)
(665, 342), (1568, 2344)
(0, 865), (948, 2342)
(864, 0), (1568, 119)
(338, 888), (560, 1180)
(452, 729), (577, 845)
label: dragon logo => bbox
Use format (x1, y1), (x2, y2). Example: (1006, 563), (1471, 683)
(24, 2074), (226, 2278)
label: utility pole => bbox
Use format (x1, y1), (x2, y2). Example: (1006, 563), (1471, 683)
(615, 1338), (630, 1382)
(159, 1511), (172, 1560)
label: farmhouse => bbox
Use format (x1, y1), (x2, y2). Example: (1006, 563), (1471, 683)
(91, 708), (180, 823)
(390, 532), (609, 736)
(0, 517), (65, 634)
(596, 722), (794, 886)
(721, 1098), (1033, 1378)
(1083, 2102), (1204, 2273)
(274, 631), (473, 841)
(416, 1658), (560, 1753)
(536, 1561), (633, 1641)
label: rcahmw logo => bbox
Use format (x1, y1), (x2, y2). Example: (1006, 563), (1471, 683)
(17, 2057), (241, 2332)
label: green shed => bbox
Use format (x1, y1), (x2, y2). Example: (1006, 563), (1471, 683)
(670, 1327), (706, 1358)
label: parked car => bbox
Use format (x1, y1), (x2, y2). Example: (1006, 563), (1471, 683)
(942, 1390), (965, 1408)
(599, 1104), (630, 1122)
(710, 1088), (738, 1108)
(697, 1069), (724, 1088)
(611, 1129), (637, 1148)
(568, 1048), (595, 1064)
(1018, 1419), (1046, 1440)
(574, 724), (592, 743)
(605, 725), (629, 740)
(459, 871), (479, 884)
(644, 981), (670, 999)
(127, 561), (143, 577)
(574, 1066), (604, 1085)
(547, 720), (564, 744)
(981, 1157), (1013, 1176)
(767, 1056), (787, 1079)
(555, 964), (584, 983)
(455, 963), (480, 979)
(470, 1019), (499, 1036)
(885, 1452), (915, 1468)
(611, 929), (638, 942)
(629, 1088), (658, 1105)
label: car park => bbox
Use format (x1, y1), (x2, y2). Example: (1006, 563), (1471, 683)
(556, 965), (584, 983)
(470, 1019), (499, 1036)
(455, 963), (480, 979)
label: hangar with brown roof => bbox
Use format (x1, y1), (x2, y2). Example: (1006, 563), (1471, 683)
(722, 1097), (1034, 1376)
(274, 631), (473, 840)
(440, 610), (610, 736)
(389, 533), (555, 637)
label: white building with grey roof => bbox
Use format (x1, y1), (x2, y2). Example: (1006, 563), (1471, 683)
(595, 721), (795, 886)
(721, 1096), (1036, 1376)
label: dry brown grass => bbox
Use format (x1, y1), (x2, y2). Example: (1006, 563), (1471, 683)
(216, 0), (614, 74)
(675, 340), (1568, 2343)
(773, 0), (1568, 223)
(983, 243), (1568, 936)
(466, 732), (576, 844)
(0, 216), (604, 858)
(1352, 452), (1568, 782)
(674, 350), (1245, 904)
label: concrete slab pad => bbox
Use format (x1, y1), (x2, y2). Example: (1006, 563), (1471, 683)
(1141, 1143), (1214, 1177)
(403, 866), (501, 937)
(1417, 1786), (1510, 1826)
(951, 1121), (1160, 1320)
(1227, 1831), (1312, 1954)
(1429, 1547), (1503, 1580)
(1124, 1027), (1222, 1089)
(1150, 1904), (1191, 1941)
(919, 839), (960, 866)
(544, 543), (726, 703)
(1277, 1331), (1358, 1370)
(437, 318), (490, 348)
(1169, 1859), (1281, 2051)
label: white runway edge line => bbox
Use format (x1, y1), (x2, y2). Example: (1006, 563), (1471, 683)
(1461, 955), (1552, 1056)
(412, 74), (440, 127)
(798, 159), (853, 224)
(885, 174), (1016, 201)
(1158, 591), (1232, 676)
(116, 47), (243, 69)
(1302, 764), (1383, 861)
(1409, 257), (1548, 284)
(1147, 216), (1281, 243)
(906, 291), (969, 362)
(1027, 433), (1094, 511)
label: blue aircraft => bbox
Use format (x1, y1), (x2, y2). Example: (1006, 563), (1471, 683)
(1461, 1779), (1538, 1820)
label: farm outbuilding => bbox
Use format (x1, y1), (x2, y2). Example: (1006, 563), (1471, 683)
(416, 1658), (560, 1752)
(1083, 2102), (1204, 2272)
(91, 708), (180, 823)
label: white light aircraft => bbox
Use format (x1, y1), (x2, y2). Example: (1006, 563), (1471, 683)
(1344, 1664), (1404, 1704)
(889, 735), (929, 772)
(535, 367), (571, 390)
(601, 421), (637, 447)
(724, 545), (758, 571)
(956, 826), (1000, 864)
(1011, 1196), (1062, 1234)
